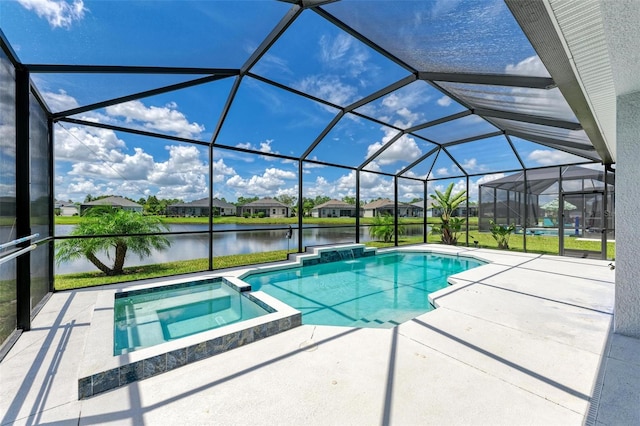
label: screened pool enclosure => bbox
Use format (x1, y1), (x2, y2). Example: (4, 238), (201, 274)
(0, 1), (616, 351)
(479, 165), (614, 257)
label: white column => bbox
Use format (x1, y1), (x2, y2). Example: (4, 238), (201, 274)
(615, 90), (640, 337)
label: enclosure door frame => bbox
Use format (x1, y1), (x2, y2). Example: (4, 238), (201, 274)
(559, 190), (607, 260)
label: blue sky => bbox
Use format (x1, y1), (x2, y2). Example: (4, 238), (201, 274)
(1, 0), (593, 204)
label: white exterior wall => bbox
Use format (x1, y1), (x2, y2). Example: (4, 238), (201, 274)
(615, 91), (640, 337)
(220, 207), (236, 216)
(60, 206), (78, 216)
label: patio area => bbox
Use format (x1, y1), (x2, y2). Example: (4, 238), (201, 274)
(2, 246), (638, 425)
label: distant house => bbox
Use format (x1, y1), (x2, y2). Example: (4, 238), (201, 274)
(311, 199), (356, 218)
(80, 196), (143, 214)
(430, 202), (478, 218)
(55, 201), (79, 216)
(362, 199), (423, 218)
(411, 199), (435, 218)
(166, 198), (237, 217)
(241, 198), (289, 218)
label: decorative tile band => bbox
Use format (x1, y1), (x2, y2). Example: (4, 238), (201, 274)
(78, 313), (301, 399)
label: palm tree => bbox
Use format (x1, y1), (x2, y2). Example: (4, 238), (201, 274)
(56, 207), (171, 276)
(430, 183), (468, 245)
(369, 214), (405, 243)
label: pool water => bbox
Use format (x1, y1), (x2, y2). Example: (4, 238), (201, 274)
(113, 279), (270, 355)
(243, 252), (483, 328)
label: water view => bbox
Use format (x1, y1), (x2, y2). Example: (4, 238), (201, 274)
(55, 223), (427, 274)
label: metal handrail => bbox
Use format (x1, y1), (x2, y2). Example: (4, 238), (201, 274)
(0, 244), (36, 266)
(0, 233), (39, 250)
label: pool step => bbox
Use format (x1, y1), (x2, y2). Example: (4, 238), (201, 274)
(354, 317), (401, 328)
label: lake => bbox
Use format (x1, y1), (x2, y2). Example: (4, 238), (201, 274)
(55, 223), (427, 274)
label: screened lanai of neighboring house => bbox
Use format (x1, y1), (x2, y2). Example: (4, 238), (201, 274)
(478, 165), (615, 239)
(0, 0), (623, 348)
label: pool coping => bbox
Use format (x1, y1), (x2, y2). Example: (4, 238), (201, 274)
(78, 274), (301, 399)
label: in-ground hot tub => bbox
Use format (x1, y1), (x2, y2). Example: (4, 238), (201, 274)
(78, 275), (300, 399)
(113, 278), (271, 355)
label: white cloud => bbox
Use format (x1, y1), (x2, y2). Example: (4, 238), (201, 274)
(459, 158), (488, 173)
(505, 55), (550, 77)
(148, 145), (208, 186)
(308, 169), (385, 201)
(105, 100), (205, 139)
(42, 89), (79, 112)
(212, 159), (236, 184)
(461, 158), (478, 170)
(503, 56), (575, 121)
(527, 149), (580, 166)
(367, 133), (422, 166)
(319, 33), (370, 79)
(437, 96), (452, 107)
(395, 107), (419, 127)
(398, 178), (424, 200)
(294, 75), (358, 107)
(320, 33), (353, 64)
(436, 167), (449, 176)
(66, 178), (104, 197)
(236, 139), (277, 155)
(55, 121), (212, 200)
(18, 0), (87, 28)
(226, 167), (296, 197)
(55, 124), (127, 163)
(375, 84), (433, 127)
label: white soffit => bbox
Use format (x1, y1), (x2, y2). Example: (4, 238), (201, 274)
(547, 0), (617, 161)
(506, 0), (616, 163)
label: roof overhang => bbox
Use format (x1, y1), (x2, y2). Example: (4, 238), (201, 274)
(506, 0), (617, 164)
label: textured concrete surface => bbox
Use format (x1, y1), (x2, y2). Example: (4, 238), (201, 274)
(615, 90), (640, 338)
(1, 245), (636, 425)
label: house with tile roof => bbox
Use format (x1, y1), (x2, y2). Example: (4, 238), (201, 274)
(167, 198), (236, 217)
(311, 199), (357, 218)
(80, 196), (143, 215)
(362, 199), (422, 218)
(240, 198), (289, 218)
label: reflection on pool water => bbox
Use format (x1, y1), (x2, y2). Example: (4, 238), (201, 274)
(242, 252), (484, 328)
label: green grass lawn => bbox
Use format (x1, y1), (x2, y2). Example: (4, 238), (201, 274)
(54, 250), (297, 291)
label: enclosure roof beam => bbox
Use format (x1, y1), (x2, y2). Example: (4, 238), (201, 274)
(397, 146), (440, 178)
(345, 74), (417, 112)
(440, 131), (505, 148)
(357, 131), (404, 171)
(52, 74), (228, 120)
(419, 72), (556, 89)
(405, 110), (472, 133)
(240, 5), (302, 75)
(58, 117), (211, 147)
(476, 108), (582, 130)
(25, 64), (240, 75)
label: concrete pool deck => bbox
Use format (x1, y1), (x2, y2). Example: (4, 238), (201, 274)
(1, 245), (639, 425)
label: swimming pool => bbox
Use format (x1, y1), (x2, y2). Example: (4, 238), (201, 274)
(243, 251), (484, 328)
(113, 278), (270, 355)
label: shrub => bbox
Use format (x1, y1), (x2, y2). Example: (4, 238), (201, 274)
(489, 220), (516, 249)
